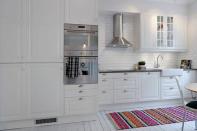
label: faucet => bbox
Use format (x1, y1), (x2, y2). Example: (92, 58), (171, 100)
(155, 55), (164, 68)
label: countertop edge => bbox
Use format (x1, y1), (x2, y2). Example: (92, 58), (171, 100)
(99, 69), (197, 73)
(99, 69), (162, 73)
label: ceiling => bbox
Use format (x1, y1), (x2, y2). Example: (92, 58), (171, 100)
(148, 0), (196, 5)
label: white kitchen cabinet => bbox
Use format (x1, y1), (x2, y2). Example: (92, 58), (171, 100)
(161, 71), (197, 100)
(181, 70), (197, 98)
(64, 96), (97, 115)
(98, 78), (114, 105)
(161, 77), (180, 99)
(64, 84), (98, 115)
(64, 0), (98, 24)
(141, 13), (187, 52)
(114, 77), (138, 103)
(0, 0), (26, 63)
(27, 63), (64, 118)
(139, 72), (160, 101)
(27, 0), (63, 62)
(0, 64), (27, 121)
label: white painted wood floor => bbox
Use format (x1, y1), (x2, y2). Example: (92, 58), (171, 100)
(6, 111), (197, 131)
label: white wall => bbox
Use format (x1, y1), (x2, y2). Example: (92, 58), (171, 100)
(178, 2), (197, 69)
(98, 0), (187, 70)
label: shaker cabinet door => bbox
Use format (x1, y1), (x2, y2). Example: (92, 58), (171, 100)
(0, 64), (27, 121)
(27, 0), (63, 62)
(64, 0), (97, 24)
(139, 73), (160, 101)
(27, 63), (64, 118)
(0, 0), (25, 63)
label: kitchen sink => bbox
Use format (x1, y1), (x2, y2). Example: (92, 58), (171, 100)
(160, 68), (184, 77)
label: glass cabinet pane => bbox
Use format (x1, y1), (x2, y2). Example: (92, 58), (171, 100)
(157, 16), (174, 48)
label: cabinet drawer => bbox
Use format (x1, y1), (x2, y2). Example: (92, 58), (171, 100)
(114, 78), (136, 89)
(99, 72), (138, 78)
(65, 89), (97, 98)
(114, 89), (137, 103)
(99, 78), (113, 89)
(161, 84), (178, 90)
(65, 84), (97, 90)
(99, 89), (113, 105)
(64, 96), (97, 115)
(161, 77), (176, 84)
(161, 89), (180, 99)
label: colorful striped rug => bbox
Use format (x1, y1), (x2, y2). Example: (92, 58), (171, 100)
(107, 106), (196, 130)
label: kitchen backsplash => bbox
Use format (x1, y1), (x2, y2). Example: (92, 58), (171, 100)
(98, 14), (179, 70)
(178, 2), (197, 69)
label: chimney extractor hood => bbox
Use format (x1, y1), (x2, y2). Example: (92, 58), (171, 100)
(107, 13), (132, 48)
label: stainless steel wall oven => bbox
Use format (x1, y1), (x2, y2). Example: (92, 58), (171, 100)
(64, 24), (98, 85)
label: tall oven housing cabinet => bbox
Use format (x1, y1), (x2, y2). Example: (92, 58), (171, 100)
(63, 24), (99, 118)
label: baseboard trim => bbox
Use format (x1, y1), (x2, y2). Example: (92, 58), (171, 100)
(0, 114), (97, 130)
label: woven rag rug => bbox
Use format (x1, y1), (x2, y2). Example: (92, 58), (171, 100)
(107, 106), (196, 130)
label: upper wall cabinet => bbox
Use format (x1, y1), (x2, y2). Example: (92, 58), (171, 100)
(64, 0), (98, 25)
(0, 0), (25, 63)
(27, 0), (64, 62)
(140, 13), (187, 52)
(0, 0), (64, 63)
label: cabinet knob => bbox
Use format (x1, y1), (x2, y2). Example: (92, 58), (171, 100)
(124, 73), (128, 75)
(147, 72), (151, 75)
(102, 73), (106, 76)
(79, 90), (83, 93)
(78, 85), (83, 88)
(102, 79), (107, 82)
(169, 87), (174, 90)
(124, 79), (128, 81)
(78, 98), (83, 100)
(102, 90), (106, 94)
(123, 90), (128, 93)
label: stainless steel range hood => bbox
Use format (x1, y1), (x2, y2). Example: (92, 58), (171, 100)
(107, 13), (132, 48)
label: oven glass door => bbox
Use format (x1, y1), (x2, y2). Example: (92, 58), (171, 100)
(64, 31), (98, 51)
(64, 56), (98, 84)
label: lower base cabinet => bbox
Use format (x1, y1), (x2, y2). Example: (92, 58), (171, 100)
(64, 96), (97, 115)
(27, 63), (64, 118)
(0, 64), (27, 121)
(99, 71), (197, 105)
(64, 84), (98, 116)
(139, 72), (160, 101)
(0, 63), (64, 122)
(161, 71), (196, 100)
(99, 72), (161, 104)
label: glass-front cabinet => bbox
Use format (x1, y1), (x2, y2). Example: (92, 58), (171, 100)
(156, 16), (174, 48)
(141, 13), (187, 52)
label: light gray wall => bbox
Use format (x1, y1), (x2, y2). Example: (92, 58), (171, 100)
(98, 0), (187, 70)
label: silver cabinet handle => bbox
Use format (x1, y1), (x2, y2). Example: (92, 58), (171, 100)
(78, 98), (83, 100)
(79, 90), (83, 93)
(102, 73), (106, 76)
(170, 76), (173, 79)
(169, 87), (174, 90)
(123, 90), (128, 93)
(124, 73), (128, 75)
(124, 79), (128, 81)
(78, 85), (83, 88)
(102, 79), (107, 82)
(147, 72), (151, 75)
(102, 90), (106, 94)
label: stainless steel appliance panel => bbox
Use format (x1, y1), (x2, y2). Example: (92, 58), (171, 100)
(64, 23), (98, 85)
(64, 56), (98, 85)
